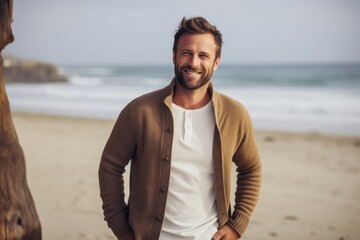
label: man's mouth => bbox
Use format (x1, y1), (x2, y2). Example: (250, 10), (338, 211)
(184, 69), (202, 75)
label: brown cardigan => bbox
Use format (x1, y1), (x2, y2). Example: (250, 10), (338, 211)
(99, 79), (262, 239)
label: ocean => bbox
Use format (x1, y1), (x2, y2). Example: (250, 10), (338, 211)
(6, 64), (360, 136)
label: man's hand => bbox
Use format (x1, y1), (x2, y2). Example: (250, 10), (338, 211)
(212, 225), (240, 240)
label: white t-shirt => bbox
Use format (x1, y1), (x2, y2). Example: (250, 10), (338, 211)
(159, 101), (218, 240)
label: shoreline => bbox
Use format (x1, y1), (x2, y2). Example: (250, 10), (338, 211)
(11, 111), (360, 240)
(12, 110), (360, 139)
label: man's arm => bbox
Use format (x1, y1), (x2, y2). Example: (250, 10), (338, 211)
(98, 104), (137, 238)
(227, 111), (262, 237)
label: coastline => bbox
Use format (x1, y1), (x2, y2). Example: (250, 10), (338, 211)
(12, 111), (360, 240)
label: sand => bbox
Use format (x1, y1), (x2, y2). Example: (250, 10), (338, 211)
(11, 112), (360, 240)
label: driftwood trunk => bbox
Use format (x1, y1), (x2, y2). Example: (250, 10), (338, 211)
(0, 0), (42, 239)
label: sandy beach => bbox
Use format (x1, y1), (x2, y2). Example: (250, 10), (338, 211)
(11, 112), (360, 240)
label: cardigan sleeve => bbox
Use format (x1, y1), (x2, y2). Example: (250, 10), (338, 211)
(98, 103), (137, 238)
(227, 109), (262, 237)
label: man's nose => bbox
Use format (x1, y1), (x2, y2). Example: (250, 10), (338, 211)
(189, 55), (200, 67)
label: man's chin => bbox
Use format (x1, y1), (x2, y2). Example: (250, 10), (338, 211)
(180, 81), (209, 90)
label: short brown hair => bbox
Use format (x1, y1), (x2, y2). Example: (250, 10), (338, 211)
(173, 17), (223, 59)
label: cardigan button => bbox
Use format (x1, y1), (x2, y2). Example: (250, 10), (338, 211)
(166, 127), (173, 133)
(160, 187), (167, 193)
(163, 157), (169, 162)
(155, 216), (162, 221)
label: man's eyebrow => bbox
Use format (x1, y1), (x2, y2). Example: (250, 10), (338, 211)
(180, 48), (192, 52)
(199, 51), (210, 55)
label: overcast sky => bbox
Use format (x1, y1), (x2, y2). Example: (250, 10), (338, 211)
(3, 0), (360, 66)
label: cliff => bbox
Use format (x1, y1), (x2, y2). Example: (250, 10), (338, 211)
(3, 57), (67, 83)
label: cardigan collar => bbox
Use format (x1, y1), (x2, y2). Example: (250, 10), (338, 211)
(162, 78), (220, 114)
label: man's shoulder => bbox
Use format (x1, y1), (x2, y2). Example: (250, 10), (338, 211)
(213, 90), (254, 129)
(124, 84), (169, 112)
(214, 90), (247, 113)
(131, 88), (163, 105)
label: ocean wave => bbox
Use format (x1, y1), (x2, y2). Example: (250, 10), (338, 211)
(68, 75), (104, 86)
(6, 64), (360, 136)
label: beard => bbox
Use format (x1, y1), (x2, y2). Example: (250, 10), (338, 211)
(174, 63), (215, 90)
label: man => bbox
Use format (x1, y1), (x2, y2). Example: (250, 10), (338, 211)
(99, 16), (262, 240)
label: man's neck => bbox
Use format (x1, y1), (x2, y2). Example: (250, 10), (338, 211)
(172, 82), (211, 109)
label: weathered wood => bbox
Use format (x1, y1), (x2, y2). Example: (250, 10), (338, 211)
(0, 0), (42, 239)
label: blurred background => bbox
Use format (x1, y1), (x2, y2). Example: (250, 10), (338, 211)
(4, 0), (360, 135)
(2, 1), (360, 240)
(5, 0), (360, 65)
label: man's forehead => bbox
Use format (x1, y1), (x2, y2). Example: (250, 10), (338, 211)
(177, 33), (217, 50)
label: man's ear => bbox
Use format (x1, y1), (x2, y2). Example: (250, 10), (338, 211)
(213, 55), (221, 71)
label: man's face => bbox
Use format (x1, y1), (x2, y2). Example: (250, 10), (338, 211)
(173, 33), (220, 90)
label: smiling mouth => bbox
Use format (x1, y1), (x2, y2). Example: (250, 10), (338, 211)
(184, 69), (202, 75)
